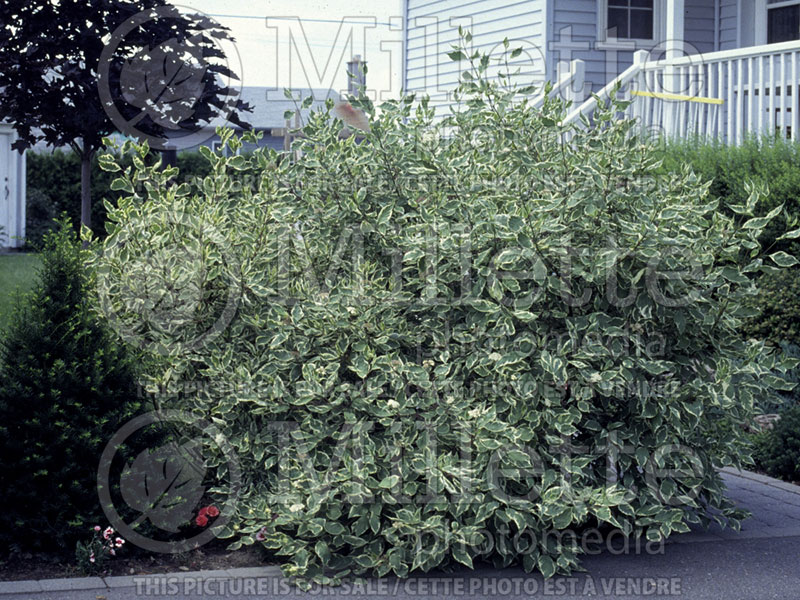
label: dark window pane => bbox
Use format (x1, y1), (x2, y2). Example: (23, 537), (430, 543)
(631, 0), (653, 7)
(630, 8), (654, 39)
(768, 6), (800, 43)
(608, 8), (629, 38)
(608, 0), (627, 5)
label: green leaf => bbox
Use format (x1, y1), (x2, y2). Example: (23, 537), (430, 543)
(769, 251), (798, 267)
(743, 204), (783, 229)
(777, 228), (800, 240)
(537, 554), (556, 578)
(471, 299), (499, 313)
(315, 540), (331, 563)
(98, 154), (121, 172)
(378, 475), (400, 489)
(505, 449), (531, 465)
(110, 178), (133, 193)
(350, 355), (370, 379)
(451, 544), (473, 568)
(377, 204), (392, 228)
(324, 521), (346, 535)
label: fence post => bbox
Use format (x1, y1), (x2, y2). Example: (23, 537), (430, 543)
(664, 0), (684, 140)
(557, 59), (586, 106)
(568, 59), (586, 106)
(631, 51), (649, 134)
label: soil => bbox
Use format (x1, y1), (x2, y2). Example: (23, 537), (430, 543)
(0, 543), (271, 582)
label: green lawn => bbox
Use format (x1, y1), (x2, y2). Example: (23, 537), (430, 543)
(0, 254), (40, 332)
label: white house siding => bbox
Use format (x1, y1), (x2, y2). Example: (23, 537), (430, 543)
(404, 0), (548, 113)
(0, 124), (25, 249)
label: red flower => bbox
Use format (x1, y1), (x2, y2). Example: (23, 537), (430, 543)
(195, 514), (209, 527)
(198, 507), (208, 517)
(205, 506), (220, 518)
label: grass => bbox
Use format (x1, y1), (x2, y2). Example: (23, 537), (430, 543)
(0, 254), (40, 333)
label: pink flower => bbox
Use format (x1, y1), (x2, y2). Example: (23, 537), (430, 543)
(255, 529), (266, 542)
(195, 514), (209, 527)
(103, 527), (114, 540)
(115, 537), (125, 547)
(205, 506), (220, 518)
(89, 556), (95, 563)
(94, 526), (101, 532)
(109, 548), (116, 556)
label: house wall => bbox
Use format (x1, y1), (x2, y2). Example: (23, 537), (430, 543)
(0, 125), (26, 249)
(404, 0), (547, 112)
(404, 0), (745, 98)
(550, 0), (617, 94)
(684, 0), (717, 54)
(551, 0), (720, 92)
(720, 0), (739, 50)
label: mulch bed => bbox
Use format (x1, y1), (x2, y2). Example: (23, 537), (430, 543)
(0, 542), (270, 582)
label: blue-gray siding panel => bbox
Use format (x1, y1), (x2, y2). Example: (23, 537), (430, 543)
(720, 0), (739, 50)
(551, 0), (618, 93)
(552, 0), (725, 92)
(404, 0), (547, 111)
(406, 0), (742, 100)
(685, 0), (716, 54)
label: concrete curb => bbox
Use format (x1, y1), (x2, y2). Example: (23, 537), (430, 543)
(0, 566), (282, 595)
(720, 466), (800, 495)
(0, 470), (797, 596)
(39, 577), (105, 592)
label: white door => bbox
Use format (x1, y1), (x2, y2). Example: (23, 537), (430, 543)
(0, 134), (9, 248)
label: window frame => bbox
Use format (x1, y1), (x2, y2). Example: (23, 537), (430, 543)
(766, 0), (800, 44)
(596, 0), (664, 48)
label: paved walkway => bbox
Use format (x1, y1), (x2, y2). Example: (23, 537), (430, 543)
(2, 469), (799, 599)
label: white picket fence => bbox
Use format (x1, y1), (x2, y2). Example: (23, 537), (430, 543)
(564, 40), (800, 145)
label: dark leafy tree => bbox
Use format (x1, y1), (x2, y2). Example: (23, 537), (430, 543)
(0, 0), (251, 231)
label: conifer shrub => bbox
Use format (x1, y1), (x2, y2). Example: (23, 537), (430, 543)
(0, 219), (145, 552)
(752, 404), (800, 483)
(96, 43), (797, 583)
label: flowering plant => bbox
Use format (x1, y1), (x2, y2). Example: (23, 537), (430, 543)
(75, 525), (125, 574)
(194, 505), (220, 527)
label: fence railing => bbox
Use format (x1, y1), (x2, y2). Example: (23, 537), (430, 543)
(564, 40), (800, 145)
(532, 59), (586, 110)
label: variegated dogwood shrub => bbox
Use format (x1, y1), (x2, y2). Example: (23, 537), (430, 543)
(95, 46), (797, 584)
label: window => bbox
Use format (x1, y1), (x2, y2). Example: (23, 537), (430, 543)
(607, 0), (655, 40)
(768, 1), (800, 43)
